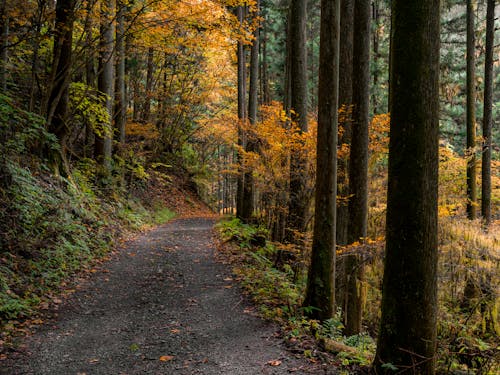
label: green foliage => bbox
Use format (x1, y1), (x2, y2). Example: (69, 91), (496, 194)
(69, 82), (111, 138)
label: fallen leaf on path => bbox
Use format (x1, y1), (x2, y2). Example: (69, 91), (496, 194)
(223, 277), (233, 281)
(170, 329), (181, 334)
(267, 360), (282, 366)
(88, 358), (99, 364)
(224, 285), (232, 289)
(159, 355), (174, 362)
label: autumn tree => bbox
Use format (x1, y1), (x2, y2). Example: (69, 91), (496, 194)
(374, 0), (441, 372)
(345, 0), (370, 336)
(481, 0), (494, 227)
(303, 0), (339, 321)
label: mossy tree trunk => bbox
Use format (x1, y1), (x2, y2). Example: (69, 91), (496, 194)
(374, 0), (440, 373)
(303, 0), (339, 321)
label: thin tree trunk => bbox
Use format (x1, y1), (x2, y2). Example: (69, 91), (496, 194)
(374, 0), (440, 372)
(466, 0), (477, 220)
(0, 0), (8, 93)
(345, 0), (370, 336)
(481, 0), (494, 227)
(372, 0), (380, 114)
(142, 47), (154, 123)
(236, 5), (247, 220)
(241, 0), (260, 222)
(260, 16), (271, 104)
(115, 0), (126, 148)
(303, 0), (340, 321)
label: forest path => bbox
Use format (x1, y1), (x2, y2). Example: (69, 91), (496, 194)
(3, 217), (312, 374)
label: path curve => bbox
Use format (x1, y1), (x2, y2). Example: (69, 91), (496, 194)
(3, 217), (310, 374)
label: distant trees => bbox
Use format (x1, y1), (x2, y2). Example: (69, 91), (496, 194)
(374, 0), (441, 372)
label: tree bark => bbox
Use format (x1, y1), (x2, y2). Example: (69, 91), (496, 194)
(142, 47), (154, 123)
(374, 0), (440, 373)
(335, 0), (354, 322)
(95, 0), (115, 171)
(236, 5), (247, 220)
(115, 0), (126, 148)
(302, 0), (339, 321)
(466, 0), (476, 220)
(47, 0), (76, 165)
(345, 0), (370, 336)
(286, 0), (308, 241)
(0, 0), (8, 93)
(481, 0), (494, 227)
(241, 0), (260, 223)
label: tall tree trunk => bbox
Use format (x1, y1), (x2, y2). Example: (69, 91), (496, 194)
(114, 0), (126, 148)
(0, 0), (8, 93)
(241, 0), (260, 222)
(481, 0), (494, 227)
(335, 0), (354, 316)
(374, 0), (440, 372)
(260, 16), (271, 105)
(142, 47), (154, 123)
(303, 0), (340, 321)
(286, 0), (308, 241)
(95, 0), (115, 171)
(372, 0), (380, 114)
(84, 0), (96, 159)
(466, 0), (476, 220)
(236, 5), (247, 219)
(46, 0), (76, 171)
(29, 2), (45, 112)
(345, 0), (370, 336)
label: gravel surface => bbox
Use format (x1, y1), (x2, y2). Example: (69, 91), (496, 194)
(2, 217), (313, 374)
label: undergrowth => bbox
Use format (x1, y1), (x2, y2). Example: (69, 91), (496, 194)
(216, 216), (499, 374)
(0, 95), (175, 334)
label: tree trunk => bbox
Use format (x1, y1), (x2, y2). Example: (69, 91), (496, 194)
(481, 0), (494, 227)
(286, 0), (308, 241)
(114, 0), (126, 148)
(236, 5), (247, 220)
(95, 0), (115, 171)
(335, 0), (354, 321)
(372, 0), (380, 114)
(302, 0), (339, 321)
(260, 15), (271, 105)
(0, 0), (8, 93)
(241, 0), (260, 223)
(345, 0), (370, 336)
(142, 47), (154, 123)
(466, 0), (476, 220)
(374, 0), (440, 373)
(46, 0), (76, 170)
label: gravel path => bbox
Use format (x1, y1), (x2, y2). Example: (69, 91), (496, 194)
(2, 217), (311, 374)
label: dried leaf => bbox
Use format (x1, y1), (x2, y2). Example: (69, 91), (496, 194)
(159, 355), (174, 362)
(267, 360), (282, 366)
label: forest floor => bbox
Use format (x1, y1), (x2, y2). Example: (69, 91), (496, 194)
(0, 215), (325, 375)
